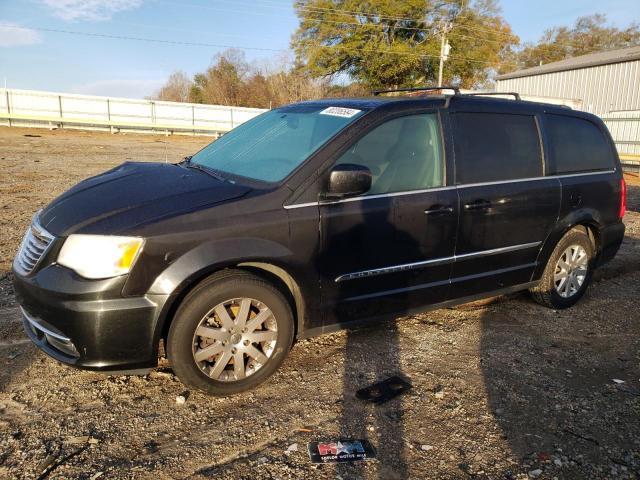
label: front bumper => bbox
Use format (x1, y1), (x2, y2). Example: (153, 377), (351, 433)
(13, 264), (170, 372)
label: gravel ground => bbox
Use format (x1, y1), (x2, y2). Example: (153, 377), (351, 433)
(0, 127), (639, 480)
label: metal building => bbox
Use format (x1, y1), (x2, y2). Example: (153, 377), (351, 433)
(496, 46), (640, 157)
(495, 45), (640, 115)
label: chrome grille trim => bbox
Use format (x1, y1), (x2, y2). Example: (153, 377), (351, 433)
(14, 216), (55, 276)
(21, 307), (79, 357)
(21, 307), (71, 342)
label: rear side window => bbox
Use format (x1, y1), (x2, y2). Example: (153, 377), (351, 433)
(452, 113), (542, 184)
(545, 114), (614, 174)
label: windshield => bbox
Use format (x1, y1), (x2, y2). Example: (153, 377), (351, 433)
(190, 104), (366, 183)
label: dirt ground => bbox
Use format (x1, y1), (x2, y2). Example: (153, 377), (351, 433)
(0, 126), (639, 480)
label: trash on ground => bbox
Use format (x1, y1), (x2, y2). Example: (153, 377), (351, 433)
(285, 443), (298, 455)
(176, 391), (190, 405)
(65, 436), (90, 445)
(612, 379), (625, 384)
(308, 439), (376, 463)
(356, 375), (412, 404)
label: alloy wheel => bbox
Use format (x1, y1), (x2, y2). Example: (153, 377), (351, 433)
(554, 244), (589, 298)
(192, 298), (277, 382)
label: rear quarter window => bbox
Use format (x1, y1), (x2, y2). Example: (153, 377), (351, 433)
(545, 114), (615, 174)
(452, 112), (543, 184)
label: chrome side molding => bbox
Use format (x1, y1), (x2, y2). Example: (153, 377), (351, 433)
(284, 169), (616, 210)
(334, 241), (541, 282)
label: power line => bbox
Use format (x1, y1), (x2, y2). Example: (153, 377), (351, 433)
(159, 0), (578, 58)
(155, 0), (612, 54)
(188, 0), (596, 52)
(0, 22), (517, 67)
(0, 24), (286, 52)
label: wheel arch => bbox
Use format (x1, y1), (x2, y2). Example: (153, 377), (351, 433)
(236, 261), (306, 339)
(532, 212), (603, 281)
(154, 261), (306, 356)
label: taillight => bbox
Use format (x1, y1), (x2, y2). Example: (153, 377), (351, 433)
(619, 178), (627, 219)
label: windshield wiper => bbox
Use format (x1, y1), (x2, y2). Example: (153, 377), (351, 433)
(182, 158), (227, 182)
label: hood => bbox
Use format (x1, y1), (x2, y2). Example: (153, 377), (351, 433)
(39, 162), (251, 236)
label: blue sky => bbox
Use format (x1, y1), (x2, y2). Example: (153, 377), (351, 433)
(0, 0), (638, 99)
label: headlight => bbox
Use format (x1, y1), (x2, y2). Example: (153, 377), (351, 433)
(57, 235), (143, 279)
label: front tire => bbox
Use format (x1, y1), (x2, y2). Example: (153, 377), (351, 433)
(530, 228), (595, 309)
(167, 270), (294, 396)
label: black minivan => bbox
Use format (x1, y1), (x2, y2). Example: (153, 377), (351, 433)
(13, 89), (626, 395)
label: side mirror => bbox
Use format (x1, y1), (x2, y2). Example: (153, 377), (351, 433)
(325, 164), (372, 199)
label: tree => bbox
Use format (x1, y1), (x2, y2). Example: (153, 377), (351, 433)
(155, 49), (372, 109)
(153, 71), (192, 102)
(186, 49), (334, 108)
(506, 14), (640, 71)
(189, 49), (250, 105)
(291, 0), (518, 89)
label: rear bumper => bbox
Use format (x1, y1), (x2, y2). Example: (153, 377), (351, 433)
(13, 264), (169, 372)
(597, 221), (625, 266)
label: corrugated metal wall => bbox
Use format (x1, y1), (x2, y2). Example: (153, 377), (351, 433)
(496, 60), (640, 116)
(603, 110), (640, 155)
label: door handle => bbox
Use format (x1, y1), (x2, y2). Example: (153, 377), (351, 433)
(464, 199), (492, 211)
(424, 205), (454, 215)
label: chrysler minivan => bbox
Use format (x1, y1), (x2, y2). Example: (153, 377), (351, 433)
(13, 88), (626, 395)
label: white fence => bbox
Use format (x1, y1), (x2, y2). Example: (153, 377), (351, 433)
(0, 88), (266, 136)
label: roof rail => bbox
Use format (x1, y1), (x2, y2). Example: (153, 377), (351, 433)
(372, 86), (460, 96)
(464, 92), (521, 101)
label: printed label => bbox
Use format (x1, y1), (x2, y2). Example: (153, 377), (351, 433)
(319, 106), (362, 118)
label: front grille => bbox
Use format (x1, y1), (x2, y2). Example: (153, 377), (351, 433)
(14, 217), (54, 275)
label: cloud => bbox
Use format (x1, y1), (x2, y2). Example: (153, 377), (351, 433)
(40, 0), (144, 22)
(71, 79), (165, 99)
(0, 23), (42, 47)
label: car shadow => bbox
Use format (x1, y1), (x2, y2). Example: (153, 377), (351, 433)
(336, 320), (408, 479)
(316, 196), (416, 479)
(479, 281), (640, 476)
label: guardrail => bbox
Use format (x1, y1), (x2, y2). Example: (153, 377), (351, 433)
(0, 111), (231, 135)
(0, 88), (266, 136)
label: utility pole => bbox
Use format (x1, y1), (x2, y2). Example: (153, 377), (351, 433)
(437, 22), (452, 86)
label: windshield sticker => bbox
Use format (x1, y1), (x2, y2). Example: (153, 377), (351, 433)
(319, 106), (361, 118)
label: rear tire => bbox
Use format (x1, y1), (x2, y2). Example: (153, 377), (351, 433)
(530, 228), (594, 309)
(167, 269), (294, 396)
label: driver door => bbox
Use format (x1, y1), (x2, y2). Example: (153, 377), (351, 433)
(317, 112), (458, 328)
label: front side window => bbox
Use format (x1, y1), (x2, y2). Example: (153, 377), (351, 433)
(545, 114), (614, 174)
(452, 112), (542, 184)
(335, 113), (444, 195)
(190, 105), (366, 183)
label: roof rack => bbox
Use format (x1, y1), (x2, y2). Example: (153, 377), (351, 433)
(464, 92), (521, 101)
(372, 86), (460, 96)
